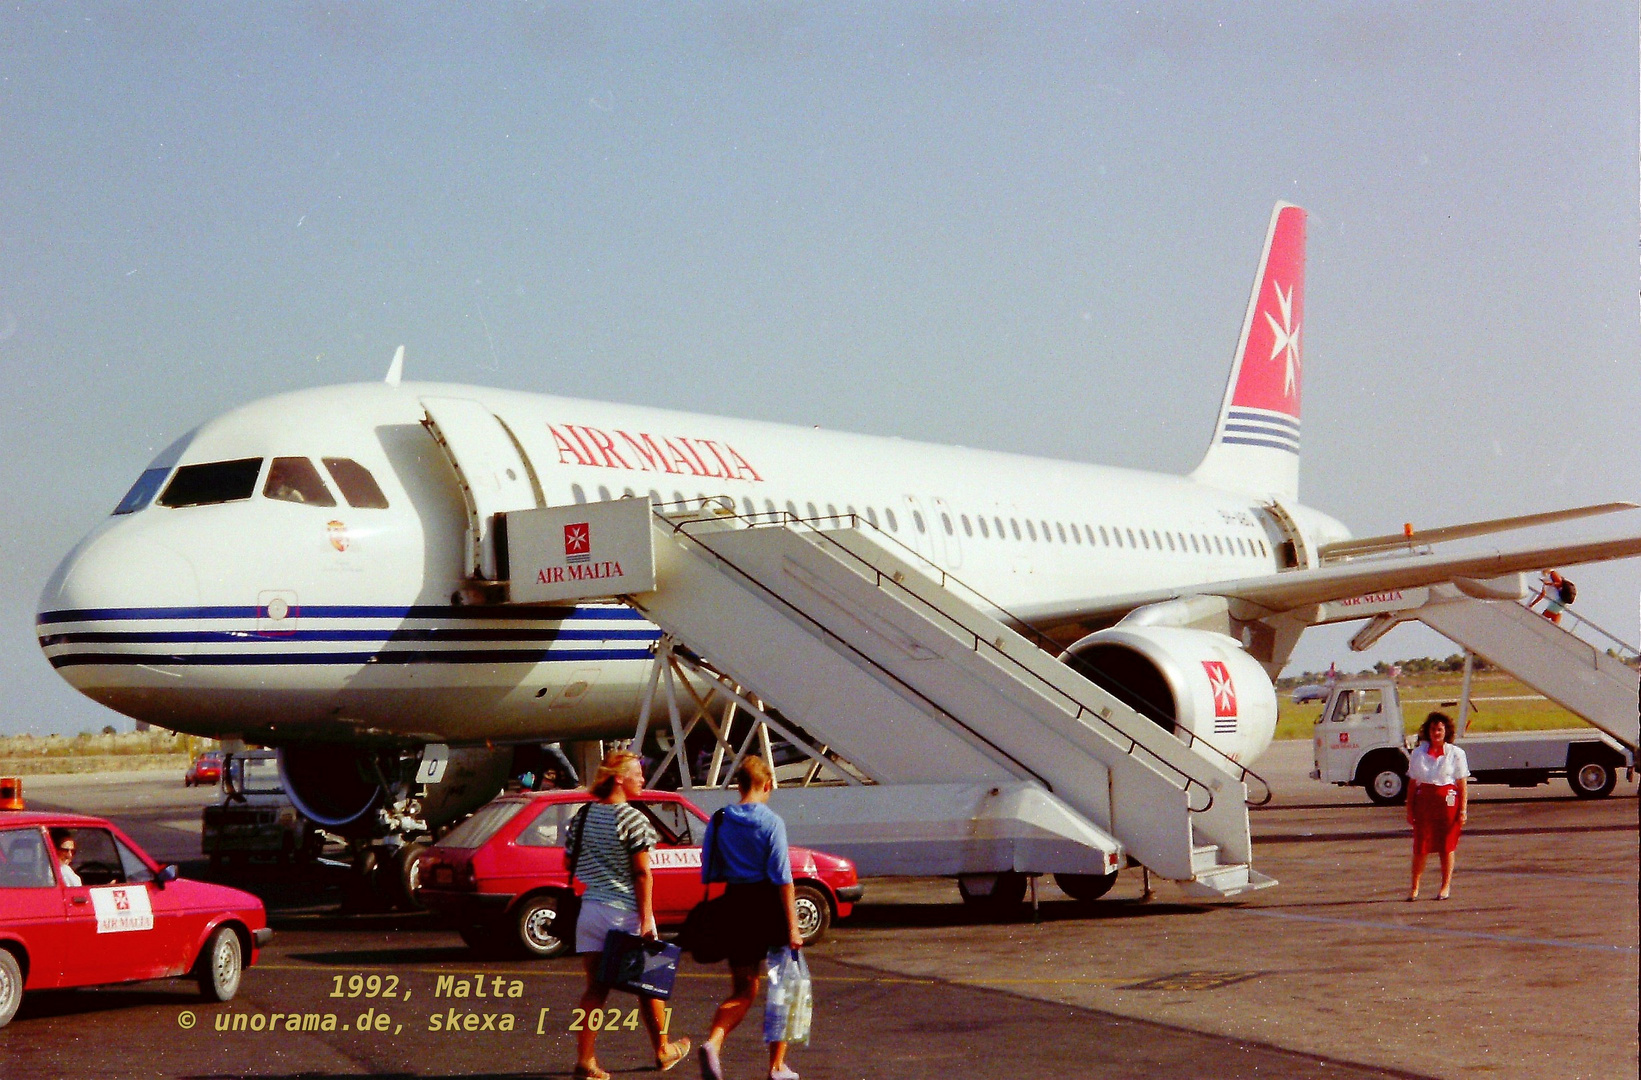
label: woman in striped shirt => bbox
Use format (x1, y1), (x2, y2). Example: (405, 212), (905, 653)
(566, 750), (691, 1078)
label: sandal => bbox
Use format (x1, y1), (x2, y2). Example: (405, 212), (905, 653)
(658, 1036), (692, 1072)
(573, 1064), (611, 1080)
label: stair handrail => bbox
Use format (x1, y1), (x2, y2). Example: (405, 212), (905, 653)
(1516, 596), (1640, 663)
(659, 503), (1258, 812)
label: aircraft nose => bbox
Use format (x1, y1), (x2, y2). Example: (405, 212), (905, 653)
(37, 525), (201, 680)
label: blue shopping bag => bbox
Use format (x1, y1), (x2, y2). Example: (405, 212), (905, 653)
(762, 947), (812, 1045)
(599, 931), (681, 1000)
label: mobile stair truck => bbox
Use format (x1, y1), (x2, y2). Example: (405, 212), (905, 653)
(1310, 676), (1634, 805)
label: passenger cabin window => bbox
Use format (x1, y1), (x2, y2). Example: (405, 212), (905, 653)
(977, 517), (989, 538)
(913, 511), (926, 534)
(598, 485), (612, 501)
(264, 457), (337, 506)
(113, 467), (170, 515)
(321, 458), (389, 508)
(0, 828), (56, 888)
(885, 509), (898, 531)
(865, 507), (879, 528)
(158, 458), (264, 508)
(941, 513), (953, 535)
(742, 498), (756, 516)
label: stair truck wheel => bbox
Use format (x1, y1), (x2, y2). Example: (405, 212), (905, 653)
(1567, 749), (1618, 799)
(1358, 751), (1408, 806)
(958, 871), (1029, 915)
(1055, 871), (1120, 903)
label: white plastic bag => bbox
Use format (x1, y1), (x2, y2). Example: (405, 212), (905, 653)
(762, 947), (813, 1045)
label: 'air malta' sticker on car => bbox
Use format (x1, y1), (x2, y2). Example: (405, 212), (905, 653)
(648, 848), (703, 870)
(90, 885), (154, 934)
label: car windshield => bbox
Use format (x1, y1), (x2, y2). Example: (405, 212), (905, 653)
(435, 801), (525, 849)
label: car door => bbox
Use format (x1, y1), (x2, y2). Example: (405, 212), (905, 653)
(509, 800), (575, 892)
(633, 798), (706, 922)
(0, 826), (70, 988)
(113, 832), (191, 979)
(56, 827), (160, 986)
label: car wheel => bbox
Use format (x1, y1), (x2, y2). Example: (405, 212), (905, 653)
(197, 926), (243, 1002)
(793, 884), (831, 946)
(1055, 870), (1119, 903)
(0, 948), (22, 1029)
(514, 894), (573, 959)
(957, 872), (1028, 916)
(1569, 756), (1617, 800)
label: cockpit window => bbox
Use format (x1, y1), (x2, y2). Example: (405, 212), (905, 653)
(322, 458), (390, 509)
(158, 458), (264, 508)
(264, 457), (337, 506)
(113, 468), (171, 515)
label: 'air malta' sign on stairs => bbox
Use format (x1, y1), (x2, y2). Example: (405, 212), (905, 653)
(504, 498), (658, 604)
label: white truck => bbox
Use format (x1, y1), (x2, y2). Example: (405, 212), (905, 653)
(1310, 677), (1634, 805)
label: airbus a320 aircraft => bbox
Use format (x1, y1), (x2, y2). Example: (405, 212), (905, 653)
(37, 204), (1641, 878)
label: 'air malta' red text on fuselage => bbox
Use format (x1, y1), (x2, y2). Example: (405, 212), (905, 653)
(547, 424), (764, 483)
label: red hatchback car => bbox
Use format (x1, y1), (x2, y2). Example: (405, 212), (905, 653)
(0, 810), (271, 1027)
(184, 751), (224, 788)
(416, 790), (862, 959)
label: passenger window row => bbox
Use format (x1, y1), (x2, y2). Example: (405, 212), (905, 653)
(566, 485), (1269, 560)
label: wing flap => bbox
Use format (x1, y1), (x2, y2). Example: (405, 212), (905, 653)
(1317, 503), (1638, 561)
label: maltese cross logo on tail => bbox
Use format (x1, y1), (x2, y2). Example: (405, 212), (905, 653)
(1264, 280), (1301, 398)
(564, 522), (591, 565)
(1202, 661), (1238, 718)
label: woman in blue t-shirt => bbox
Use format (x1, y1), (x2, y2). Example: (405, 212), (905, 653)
(696, 756), (803, 1080)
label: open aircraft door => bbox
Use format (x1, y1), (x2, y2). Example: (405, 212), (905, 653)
(422, 397), (542, 579)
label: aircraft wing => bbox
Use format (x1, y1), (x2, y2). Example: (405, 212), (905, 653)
(1013, 533), (1641, 638)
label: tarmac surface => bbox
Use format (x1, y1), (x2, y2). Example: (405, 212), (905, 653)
(2, 740), (1636, 1079)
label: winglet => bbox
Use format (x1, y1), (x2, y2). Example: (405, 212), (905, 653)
(1191, 203), (1307, 501)
(385, 345), (405, 386)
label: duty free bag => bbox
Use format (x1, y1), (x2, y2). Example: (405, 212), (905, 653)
(598, 930), (681, 1000)
(762, 947), (812, 1045)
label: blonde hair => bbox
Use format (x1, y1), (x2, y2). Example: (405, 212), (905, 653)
(734, 755), (773, 794)
(591, 749), (642, 798)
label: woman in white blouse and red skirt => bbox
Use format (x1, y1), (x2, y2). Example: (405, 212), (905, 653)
(1406, 712), (1472, 900)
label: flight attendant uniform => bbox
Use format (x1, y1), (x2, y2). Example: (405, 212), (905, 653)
(1407, 741), (1472, 855)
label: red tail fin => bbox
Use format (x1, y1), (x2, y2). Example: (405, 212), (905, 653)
(1192, 203), (1306, 500)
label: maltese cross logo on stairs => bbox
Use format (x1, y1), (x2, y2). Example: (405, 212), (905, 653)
(564, 522), (591, 565)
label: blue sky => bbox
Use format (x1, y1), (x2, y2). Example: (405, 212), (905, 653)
(2, 3), (1636, 734)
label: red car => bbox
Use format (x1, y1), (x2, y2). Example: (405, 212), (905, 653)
(184, 751), (224, 788)
(0, 809), (271, 1027)
(416, 790), (862, 958)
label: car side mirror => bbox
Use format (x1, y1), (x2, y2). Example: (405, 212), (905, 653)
(157, 864), (179, 886)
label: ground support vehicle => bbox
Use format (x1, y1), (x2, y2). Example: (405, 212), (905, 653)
(201, 750), (321, 866)
(0, 806), (270, 1027)
(1310, 677), (1635, 805)
(414, 789), (861, 959)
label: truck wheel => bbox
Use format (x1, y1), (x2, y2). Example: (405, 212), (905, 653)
(1358, 753), (1408, 806)
(0, 948), (22, 1029)
(514, 893), (573, 959)
(1568, 756), (1617, 799)
(1055, 871), (1119, 903)
(793, 884), (831, 946)
(196, 926), (243, 1002)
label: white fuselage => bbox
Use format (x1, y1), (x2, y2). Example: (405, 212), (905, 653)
(38, 381), (1349, 747)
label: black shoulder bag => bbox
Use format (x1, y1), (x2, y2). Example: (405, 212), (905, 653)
(557, 803), (591, 944)
(679, 808), (730, 963)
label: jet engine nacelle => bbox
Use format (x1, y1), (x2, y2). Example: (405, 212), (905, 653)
(279, 744), (514, 836)
(1061, 625), (1277, 766)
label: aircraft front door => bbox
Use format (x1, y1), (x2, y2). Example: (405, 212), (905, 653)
(422, 397), (543, 579)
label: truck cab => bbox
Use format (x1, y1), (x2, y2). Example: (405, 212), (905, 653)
(1311, 678), (1412, 805)
(201, 751), (320, 865)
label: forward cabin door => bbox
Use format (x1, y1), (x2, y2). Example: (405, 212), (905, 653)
(422, 398), (543, 580)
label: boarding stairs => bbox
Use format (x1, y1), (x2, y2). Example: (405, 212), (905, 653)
(618, 505), (1272, 898)
(1354, 583), (1639, 751)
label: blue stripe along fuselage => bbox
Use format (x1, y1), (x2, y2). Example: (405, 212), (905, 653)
(38, 604), (660, 669)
